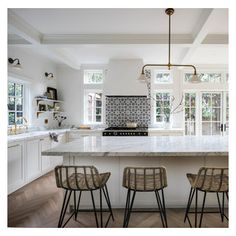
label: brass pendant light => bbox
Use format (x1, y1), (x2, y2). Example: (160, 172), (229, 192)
(139, 8), (199, 83)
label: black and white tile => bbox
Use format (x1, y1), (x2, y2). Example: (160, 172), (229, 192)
(106, 70), (151, 127)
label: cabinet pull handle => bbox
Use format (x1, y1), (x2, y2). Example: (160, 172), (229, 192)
(9, 144), (20, 148)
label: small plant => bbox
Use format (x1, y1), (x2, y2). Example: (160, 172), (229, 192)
(54, 114), (67, 127)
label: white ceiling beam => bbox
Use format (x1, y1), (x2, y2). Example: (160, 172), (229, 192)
(181, 9), (214, 64)
(42, 34), (193, 45)
(202, 34), (228, 44)
(48, 47), (81, 70)
(8, 9), (42, 45)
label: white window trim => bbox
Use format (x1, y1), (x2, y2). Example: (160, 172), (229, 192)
(153, 69), (173, 84)
(152, 89), (173, 126)
(84, 89), (104, 125)
(8, 80), (25, 127)
(83, 69), (105, 85)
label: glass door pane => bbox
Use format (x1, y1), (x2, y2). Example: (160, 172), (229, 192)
(184, 92), (196, 135)
(201, 92), (222, 135)
(223, 92), (229, 135)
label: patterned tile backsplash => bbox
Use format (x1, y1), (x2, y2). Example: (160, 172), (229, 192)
(105, 70), (151, 127)
(105, 96), (151, 127)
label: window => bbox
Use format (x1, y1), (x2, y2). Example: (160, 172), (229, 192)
(201, 92), (221, 135)
(185, 73), (221, 83)
(84, 70), (104, 84)
(155, 92), (171, 123)
(8, 81), (24, 125)
(84, 91), (103, 123)
(83, 68), (104, 124)
(154, 71), (172, 84)
(184, 93), (196, 135)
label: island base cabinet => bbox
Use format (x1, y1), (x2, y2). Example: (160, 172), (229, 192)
(25, 139), (41, 181)
(65, 155), (228, 208)
(8, 141), (25, 194)
(50, 134), (66, 166)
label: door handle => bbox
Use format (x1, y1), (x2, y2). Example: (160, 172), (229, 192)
(220, 124), (224, 132)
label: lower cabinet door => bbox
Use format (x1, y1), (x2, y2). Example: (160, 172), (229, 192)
(41, 137), (52, 172)
(26, 139), (41, 181)
(8, 142), (24, 194)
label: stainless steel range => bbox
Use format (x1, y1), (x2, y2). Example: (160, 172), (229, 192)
(103, 127), (148, 136)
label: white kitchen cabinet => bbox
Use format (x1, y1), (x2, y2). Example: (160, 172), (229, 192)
(8, 141), (25, 194)
(25, 139), (41, 181)
(8, 131), (68, 195)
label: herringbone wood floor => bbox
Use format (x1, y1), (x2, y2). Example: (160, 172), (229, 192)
(8, 171), (228, 228)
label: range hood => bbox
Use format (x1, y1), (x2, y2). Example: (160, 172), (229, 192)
(104, 59), (148, 96)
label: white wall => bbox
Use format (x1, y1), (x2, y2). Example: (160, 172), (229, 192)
(8, 47), (228, 130)
(8, 46), (59, 129)
(57, 61), (228, 130)
(56, 66), (83, 126)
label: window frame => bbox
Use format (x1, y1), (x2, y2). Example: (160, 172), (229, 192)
(153, 70), (173, 84)
(83, 69), (104, 84)
(153, 89), (173, 125)
(82, 67), (105, 125)
(84, 89), (103, 124)
(8, 80), (25, 127)
(184, 92), (197, 136)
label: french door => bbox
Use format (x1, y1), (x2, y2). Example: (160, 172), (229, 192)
(200, 91), (228, 136)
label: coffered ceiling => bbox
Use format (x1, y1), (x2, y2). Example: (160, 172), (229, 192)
(8, 8), (228, 69)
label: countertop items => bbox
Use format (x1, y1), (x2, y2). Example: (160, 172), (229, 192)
(42, 136), (228, 157)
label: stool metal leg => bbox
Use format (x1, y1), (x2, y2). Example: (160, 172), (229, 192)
(194, 189), (198, 228)
(124, 190), (136, 228)
(58, 190), (73, 228)
(123, 188), (131, 227)
(216, 192), (224, 222)
(90, 190), (99, 228)
(100, 188), (103, 228)
(161, 188), (168, 227)
(73, 191), (77, 220)
(155, 190), (165, 227)
(75, 191), (82, 220)
(199, 191), (207, 228)
(58, 190), (68, 227)
(222, 192), (225, 222)
(103, 184), (114, 221)
(184, 187), (194, 223)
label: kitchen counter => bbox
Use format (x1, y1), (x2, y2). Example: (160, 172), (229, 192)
(42, 135), (228, 157)
(41, 135), (228, 208)
(7, 129), (69, 143)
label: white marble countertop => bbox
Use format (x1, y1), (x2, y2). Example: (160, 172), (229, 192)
(7, 129), (69, 143)
(42, 136), (228, 157)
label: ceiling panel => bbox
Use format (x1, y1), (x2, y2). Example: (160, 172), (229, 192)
(10, 8), (204, 35)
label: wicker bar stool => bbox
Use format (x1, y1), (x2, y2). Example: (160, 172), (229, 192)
(122, 166), (168, 227)
(184, 167), (228, 227)
(54, 165), (114, 228)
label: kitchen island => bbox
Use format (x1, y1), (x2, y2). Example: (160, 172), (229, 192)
(42, 136), (228, 208)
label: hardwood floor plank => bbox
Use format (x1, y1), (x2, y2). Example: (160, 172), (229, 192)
(8, 171), (228, 228)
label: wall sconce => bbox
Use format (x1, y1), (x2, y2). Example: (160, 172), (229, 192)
(8, 58), (22, 69)
(45, 72), (54, 79)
